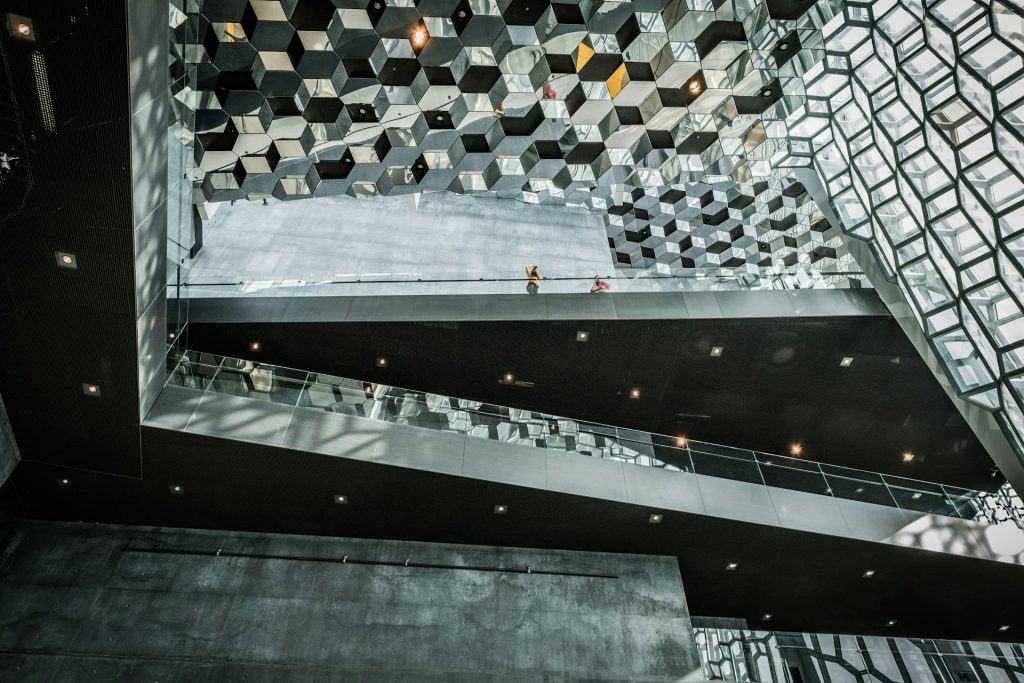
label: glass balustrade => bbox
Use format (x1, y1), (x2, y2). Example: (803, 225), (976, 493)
(180, 269), (869, 298)
(162, 349), (1024, 531)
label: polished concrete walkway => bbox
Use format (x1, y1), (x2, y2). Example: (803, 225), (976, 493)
(192, 193), (614, 288)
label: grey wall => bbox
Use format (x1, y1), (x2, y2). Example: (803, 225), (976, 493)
(192, 192), (613, 288)
(0, 395), (19, 488)
(0, 520), (699, 681)
(128, 0), (173, 417)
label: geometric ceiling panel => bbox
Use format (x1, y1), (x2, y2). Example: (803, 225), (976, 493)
(182, 0), (843, 202)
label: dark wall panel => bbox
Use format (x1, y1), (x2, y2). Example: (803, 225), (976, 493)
(188, 316), (1000, 489)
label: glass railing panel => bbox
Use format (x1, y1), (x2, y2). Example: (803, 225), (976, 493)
(690, 449), (765, 485)
(818, 465), (899, 508)
(755, 456), (832, 495)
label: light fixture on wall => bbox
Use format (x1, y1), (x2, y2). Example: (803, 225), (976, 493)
(862, 569), (876, 578)
(376, 356), (388, 368)
(249, 340), (261, 352)
(169, 484), (185, 494)
(56, 477), (71, 487)
(726, 562), (738, 571)
(902, 451), (915, 463)
(789, 442), (803, 456)
(576, 330), (589, 342)
(334, 494), (348, 505)
(494, 504), (508, 514)
(500, 371), (514, 384)
(675, 436), (687, 447)
(56, 251), (77, 269)
(82, 384), (101, 397)
(710, 346), (723, 357)
(629, 387), (640, 399)
(648, 513), (663, 524)
(840, 357), (853, 367)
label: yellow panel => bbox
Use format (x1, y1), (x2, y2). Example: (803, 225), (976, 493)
(576, 43), (594, 73)
(606, 63), (628, 98)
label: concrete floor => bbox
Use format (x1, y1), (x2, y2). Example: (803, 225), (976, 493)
(191, 193), (615, 291)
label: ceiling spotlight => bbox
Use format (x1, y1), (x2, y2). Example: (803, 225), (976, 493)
(410, 26), (428, 47)
(726, 562), (739, 571)
(359, 107), (367, 115)
(778, 41), (790, 51)
(1000, 625), (1011, 632)
(457, 10), (467, 18)
(688, 79), (702, 94)
(911, 492), (922, 500)
(629, 387), (640, 399)
(168, 331), (176, 340)
(501, 371), (514, 383)
(863, 569), (876, 578)
(334, 494), (348, 505)
(886, 619), (897, 627)
(649, 513), (663, 524)
(376, 356), (388, 368)
(762, 88), (773, 97)
(249, 341), (261, 352)
(494, 504), (508, 514)
(789, 442), (803, 456)
(169, 484), (184, 494)
(710, 346), (723, 357)
(675, 436), (688, 447)
(16, 22), (30, 36)
(56, 251), (77, 269)
(840, 357), (854, 367)
(855, 487), (864, 494)
(435, 115), (444, 122)
(56, 477), (71, 487)
(82, 383), (101, 397)
(8, 15), (34, 41)
(762, 613), (773, 621)
(576, 330), (589, 342)
(902, 451), (915, 463)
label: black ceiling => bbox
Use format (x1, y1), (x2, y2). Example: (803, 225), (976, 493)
(7, 426), (1022, 642)
(187, 314), (1001, 491)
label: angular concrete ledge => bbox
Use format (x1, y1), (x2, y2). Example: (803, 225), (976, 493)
(145, 384), (1024, 567)
(183, 288), (888, 324)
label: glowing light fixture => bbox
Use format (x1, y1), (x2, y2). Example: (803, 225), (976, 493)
(902, 451), (915, 463)
(82, 383), (101, 397)
(376, 356), (388, 368)
(249, 341), (261, 352)
(710, 346), (723, 357)
(840, 357), (853, 367)
(688, 79), (702, 94)
(629, 387), (640, 399)
(494, 504), (508, 514)
(789, 443), (803, 456)
(675, 436), (687, 447)
(726, 562), (738, 571)
(649, 513), (663, 524)
(863, 569), (876, 578)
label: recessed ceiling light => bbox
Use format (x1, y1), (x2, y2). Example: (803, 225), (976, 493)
(82, 383), (101, 397)
(629, 387), (640, 399)
(902, 451), (915, 463)
(778, 41), (790, 51)
(789, 442), (803, 456)
(762, 613), (773, 621)
(501, 371), (514, 383)
(494, 504), (508, 514)
(169, 484), (184, 495)
(649, 513), (663, 524)
(56, 251), (77, 269)
(376, 356), (388, 368)
(999, 625), (1010, 632)
(457, 10), (467, 18)
(911, 492), (922, 500)
(840, 357), (854, 367)
(710, 346), (723, 357)
(168, 331), (176, 340)
(56, 477), (71, 487)
(410, 26), (428, 46)
(334, 494), (348, 505)
(762, 88), (773, 97)
(855, 487), (864, 494)
(726, 562), (739, 571)
(16, 22), (31, 36)
(576, 330), (589, 342)
(249, 341), (261, 352)
(675, 436), (687, 447)
(886, 619), (897, 626)
(863, 569), (876, 578)
(688, 79), (702, 94)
